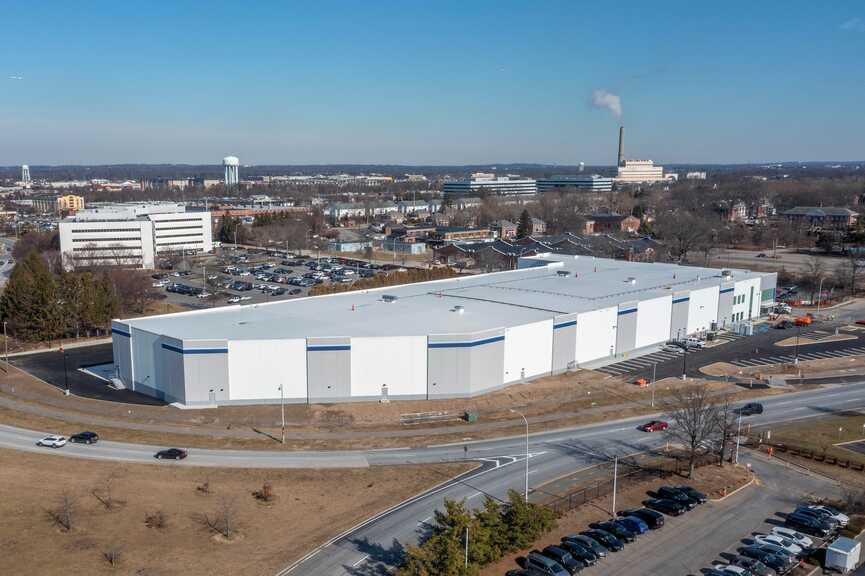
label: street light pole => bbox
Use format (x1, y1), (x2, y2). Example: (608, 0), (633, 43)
(3, 321), (8, 366)
(816, 277), (825, 316)
(794, 324), (801, 365)
(681, 346), (687, 381)
(61, 347), (69, 395)
(279, 384), (286, 445)
(734, 411), (742, 464)
(510, 408), (529, 500)
(611, 455), (619, 516)
(651, 363), (657, 408)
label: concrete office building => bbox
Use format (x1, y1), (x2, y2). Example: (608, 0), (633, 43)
(443, 173), (537, 196)
(537, 175), (613, 192)
(111, 255), (776, 407)
(223, 156), (240, 188)
(59, 203), (212, 270)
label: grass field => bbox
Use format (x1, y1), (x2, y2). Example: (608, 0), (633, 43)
(0, 449), (473, 576)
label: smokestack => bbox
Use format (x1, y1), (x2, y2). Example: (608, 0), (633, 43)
(617, 126), (625, 167)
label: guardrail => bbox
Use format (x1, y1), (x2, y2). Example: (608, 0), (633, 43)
(399, 411), (463, 425)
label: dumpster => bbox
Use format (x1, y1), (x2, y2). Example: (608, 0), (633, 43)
(826, 536), (860, 573)
(464, 411), (479, 423)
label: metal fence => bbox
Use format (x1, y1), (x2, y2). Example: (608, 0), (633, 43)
(544, 453), (717, 516)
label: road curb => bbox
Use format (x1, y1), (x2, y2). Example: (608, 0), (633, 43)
(710, 473), (756, 502)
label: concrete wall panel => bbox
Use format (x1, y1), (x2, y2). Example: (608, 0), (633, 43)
(615, 303), (638, 355)
(503, 320), (553, 384)
(576, 306), (617, 364)
(552, 313), (578, 373)
(635, 296), (672, 349)
(351, 336), (427, 398)
(670, 292), (689, 341)
(111, 321), (132, 387)
(307, 337), (350, 402)
(227, 339), (302, 402)
(687, 286), (719, 335)
(130, 327), (159, 396)
(717, 284), (734, 329)
(427, 329), (504, 398)
(157, 336), (187, 404)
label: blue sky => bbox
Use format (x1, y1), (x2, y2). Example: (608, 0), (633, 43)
(1, 0), (864, 165)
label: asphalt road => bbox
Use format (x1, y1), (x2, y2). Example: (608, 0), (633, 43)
(0, 383), (861, 575)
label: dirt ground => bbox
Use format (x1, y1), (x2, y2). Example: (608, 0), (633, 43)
(0, 448), (473, 576)
(775, 333), (857, 347)
(481, 463), (753, 575)
(0, 367), (777, 450)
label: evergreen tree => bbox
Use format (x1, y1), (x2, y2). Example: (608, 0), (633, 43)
(502, 489), (557, 550)
(516, 209), (532, 238)
(0, 251), (63, 341)
(472, 496), (509, 563)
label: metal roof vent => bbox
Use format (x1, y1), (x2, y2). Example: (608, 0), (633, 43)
(453, 305), (465, 314)
(625, 277), (637, 285)
(556, 270), (571, 277)
(382, 294), (398, 303)
(721, 269), (733, 279)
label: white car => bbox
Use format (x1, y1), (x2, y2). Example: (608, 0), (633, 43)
(36, 435), (67, 448)
(753, 533), (803, 556)
(196, 292), (211, 299)
(227, 296), (241, 304)
(771, 527), (813, 548)
(710, 565), (748, 576)
(685, 337), (705, 349)
(807, 504), (849, 527)
(239, 296), (252, 301)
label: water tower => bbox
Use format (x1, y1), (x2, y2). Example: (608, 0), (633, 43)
(223, 156), (239, 189)
(21, 164), (31, 185)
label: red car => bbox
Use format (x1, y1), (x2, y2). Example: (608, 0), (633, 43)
(856, 319), (865, 326)
(640, 420), (669, 433)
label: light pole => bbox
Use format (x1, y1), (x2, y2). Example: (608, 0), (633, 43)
(60, 346), (69, 395)
(794, 324), (801, 365)
(734, 410), (743, 464)
(3, 320), (8, 366)
(651, 363), (657, 408)
(611, 455), (619, 516)
(816, 277), (825, 316)
(681, 345), (687, 380)
(510, 408), (529, 500)
(279, 384), (285, 445)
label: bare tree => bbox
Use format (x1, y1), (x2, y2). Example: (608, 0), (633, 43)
(92, 474), (123, 511)
(47, 492), (77, 531)
(801, 256), (827, 303)
(102, 544), (122, 568)
(715, 395), (737, 466)
(197, 497), (239, 539)
(653, 212), (710, 262)
(838, 254), (863, 298)
(663, 384), (720, 478)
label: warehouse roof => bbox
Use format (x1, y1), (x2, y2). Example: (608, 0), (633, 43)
(121, 255), (770, 341)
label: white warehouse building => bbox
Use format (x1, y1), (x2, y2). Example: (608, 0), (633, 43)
(111, 255), (776, 407)
(59, 203), (213, 270)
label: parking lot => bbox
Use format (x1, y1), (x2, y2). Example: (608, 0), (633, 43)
(515, 453), (842, 576)
(154, 247), (395, 309)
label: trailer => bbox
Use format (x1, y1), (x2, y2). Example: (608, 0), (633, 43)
(826, 537), (861, 573)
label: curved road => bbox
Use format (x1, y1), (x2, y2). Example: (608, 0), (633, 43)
(2, 383), (865, 574)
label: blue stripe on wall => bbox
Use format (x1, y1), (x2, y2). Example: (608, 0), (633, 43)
(720, 288), (734, 294)
(307, 345), (351, 352)
(428, 335), (505, 349)
(617, 308), (637, 316)
(554, 320), (577, 330)
(161, 343), (227, 354)
(672, 297), (690, 304)
(111, 328), (131, 337)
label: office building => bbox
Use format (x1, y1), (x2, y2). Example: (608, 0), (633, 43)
(443, 173), (537, 196)
(59, 203), (212, 270)
(537, 175), (613, 192)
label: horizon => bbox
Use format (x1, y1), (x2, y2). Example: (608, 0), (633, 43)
(2, 1), (864, 165)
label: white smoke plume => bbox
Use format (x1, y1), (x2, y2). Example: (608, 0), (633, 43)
(591, 89), (622, 119)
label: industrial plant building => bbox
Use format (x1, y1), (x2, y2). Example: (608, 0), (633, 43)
(537, 175), (613, 192)
(59, 203), (213, 270)
(111, 254), (776, 407)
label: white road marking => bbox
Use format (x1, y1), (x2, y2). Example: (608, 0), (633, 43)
(352, 555), (369, 567)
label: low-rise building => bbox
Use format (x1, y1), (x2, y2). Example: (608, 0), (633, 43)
(490, 219), (518, 239)
(589, 213), (641, 233)
(615, 160), (666, 184)
(443, 173), (537, 197)
(536, 175), (613, 192)
(781, 207), (858, 229)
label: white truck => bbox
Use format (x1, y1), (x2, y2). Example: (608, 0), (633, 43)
(826, 536), (861, 573)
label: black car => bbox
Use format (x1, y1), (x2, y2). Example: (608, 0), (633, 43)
(540, 546), (587, 574)
(589, 520), (636, 542)
(785, 511), (832, 537)
(289, 288), (302, 295)
(738, 546), (793, 574)
(505, 570), (546, 576)
(618, 508), (664, 529)
(728, 556), (775, 576)
(673, 485), (707, 504)
(579, 529), (623, 552)
(642, 498), (687, 516)
(737, 402), (764, 416)
(793, 506), (840, 527)
(558, 540), (598, 565)
(154, 448), (188, 460)
(561, 535), (607, 559)
(656, 487), (698, 509)
(69, 431), (99, 444)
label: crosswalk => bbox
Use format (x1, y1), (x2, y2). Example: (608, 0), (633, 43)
(595, 347), (687, 376)
(729, 345), (865, 368)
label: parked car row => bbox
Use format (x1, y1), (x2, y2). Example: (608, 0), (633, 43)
(507, 485), (706, 575)
(693, 502), (845, 576)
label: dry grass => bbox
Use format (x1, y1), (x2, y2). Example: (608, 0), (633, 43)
(702, 354), (865, 378)
(0, 448), (473, 576)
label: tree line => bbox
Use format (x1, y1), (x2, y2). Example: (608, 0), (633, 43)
(309, 267), (459, 296)
(0, 249), (158, 343)
(398, 490), (556, 576)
